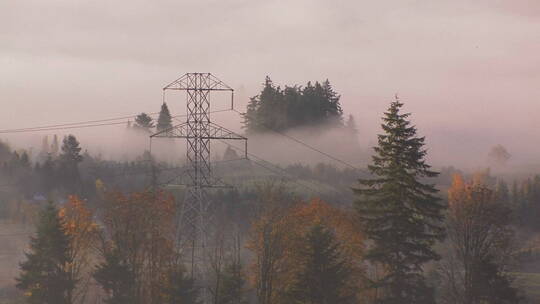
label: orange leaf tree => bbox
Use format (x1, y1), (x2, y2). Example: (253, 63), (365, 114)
(59, 195), (98, 303)
(247, 195), (366, 304)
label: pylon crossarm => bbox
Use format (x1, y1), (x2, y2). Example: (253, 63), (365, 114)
(150, 123), (189, 138)
(163, 73), (233, 91)
(151, 122), (246, 140)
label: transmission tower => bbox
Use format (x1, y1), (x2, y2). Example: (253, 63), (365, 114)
(150, 73), (247, 300)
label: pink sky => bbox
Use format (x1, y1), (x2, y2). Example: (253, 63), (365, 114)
(1, 0), (539, 168)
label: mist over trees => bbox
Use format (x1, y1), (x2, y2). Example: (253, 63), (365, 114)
(1, 79), (539, 304)
(243, 77), (344, 133)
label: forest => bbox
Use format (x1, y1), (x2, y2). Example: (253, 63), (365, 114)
(1, 77), (539, 304)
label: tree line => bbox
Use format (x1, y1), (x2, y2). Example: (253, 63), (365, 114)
(243, 77), (358, 134)
(2, 95), (532, 303)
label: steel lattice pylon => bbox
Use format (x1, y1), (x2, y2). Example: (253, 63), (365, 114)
(151, 73), (246, 300)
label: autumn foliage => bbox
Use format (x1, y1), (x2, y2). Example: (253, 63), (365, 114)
(247, 197), (366, 304)
(59, 195), (99, 303)
(96, 189), (178, 304)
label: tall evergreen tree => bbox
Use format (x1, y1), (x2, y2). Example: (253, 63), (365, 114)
(157, 102), (173, 131)
(16, 202), (75, 304)
(51, 134), (59, 157)
(40, 154), (57, 193)
(161, 266), (200, 304)
(38, 135), (50, 163)
(345, 114), (358, 135)
(288, 224), (353, 304)
(59, 135), (83, 194)
(321, 79), (343, 123)
(217, 260), (247, 304)
(353, 97), (445, 304)
(93, 250), (136, 304)
(0, 140), (11, 162)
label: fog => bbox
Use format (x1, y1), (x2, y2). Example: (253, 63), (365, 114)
(1, 0), (540, 169)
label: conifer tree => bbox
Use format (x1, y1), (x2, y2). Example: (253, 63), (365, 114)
(161, 266), (200, 304)
(0, 140), (10, 162)
(217, 260), (247, 304)
(288, 224), (353, 304)
(16, 202), (75, 304)
(157, 102), (173, 131)
(93, 250), (136, 304)
(41, 154), (56, 193)
(60, 135), (83, 164)
(59, 135), (83, 194)
(243, 77), (344, 133)
(495, 179), (510, 204)
(51, 135), (59, 157)
(134, 112), (155, 132)
(345, 114), (358, 135)
(41, 135), (50, 154)
(353, 97), (445, 304)
(321, 79), (343, 123)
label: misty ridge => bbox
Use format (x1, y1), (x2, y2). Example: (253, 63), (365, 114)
(2, 73), (540, 304)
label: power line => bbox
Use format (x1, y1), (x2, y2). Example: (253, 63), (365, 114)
(0, 109), (232, 134)
(232, 109), (360, 170)
(0, 121), (128, 134)
(218, 139), (330, 197)
(0, 112), (160, 133)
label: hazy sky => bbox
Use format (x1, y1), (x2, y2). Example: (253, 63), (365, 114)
(1, 0), (539, 168)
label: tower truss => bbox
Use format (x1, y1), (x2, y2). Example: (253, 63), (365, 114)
(150, 73), (246, 299)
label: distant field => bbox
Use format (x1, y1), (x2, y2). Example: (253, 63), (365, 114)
(513, 272), (540, 302)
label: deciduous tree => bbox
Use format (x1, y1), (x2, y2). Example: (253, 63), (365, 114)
(438, 174), (521, 304)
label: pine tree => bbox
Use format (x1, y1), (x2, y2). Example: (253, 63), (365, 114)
(41, 135), (50, 154)
(157, 102), (173, 131)
(495, 179), (510, 204)
(353, 97), (445, 304)
(134, 113), (155, 131)
(59, 135), (83, 194)
(60, 135), (83, 164)
(0, 140), (10, 162)
(93, 250), (136, 304)
(217, 260), (247, 304)
(16, 202), (75, 304)
(321, 79), (343, 123)
(161, 266), (200, 304)
(287, 224), (353, 304)
(345, 114), (358, 135)
(51, 135), (59, 157)
(41, 154), (56, 193)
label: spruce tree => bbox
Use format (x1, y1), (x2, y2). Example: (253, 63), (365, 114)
(217, 261), (247, 304)
(161, 266), (200, 304)
(51, 134), (60, 157)
(157, 102), (173, 131)
(0, 140), (11, 162)
(93, 250), (136, 304)
(321, 79), (343, 123)
(353, 97), (445, 304)
(59, 135), (83, 194)
(288, 224), (353, 304)
(16, 202), (75, 304)
(345, 114), (358, 135)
